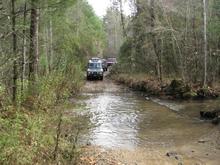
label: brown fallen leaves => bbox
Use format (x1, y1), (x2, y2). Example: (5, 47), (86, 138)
(78, 146), (124, 165)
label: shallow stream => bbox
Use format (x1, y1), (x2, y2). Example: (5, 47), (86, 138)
(73, 81), (219, 150)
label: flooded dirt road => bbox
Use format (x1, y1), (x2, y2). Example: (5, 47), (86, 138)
(72, 79), (220, 164)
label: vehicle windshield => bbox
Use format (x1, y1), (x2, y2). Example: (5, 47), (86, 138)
(88, 62), (102, 69)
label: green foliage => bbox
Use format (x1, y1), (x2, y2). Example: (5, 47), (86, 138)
(103, 6), (124, 57)
(0, 105), (85, 164)
(0, 83), (11, 108)
(0, 0), (106, 104)
(118, 0), (220, 83)
(48, 0), (106, 64)
(0, 0), (106, 164)
(118, 38), (133, 71)
(37, 70), (83, 109)
(209, 0), (220, 40)
(0, 110), (55, 164)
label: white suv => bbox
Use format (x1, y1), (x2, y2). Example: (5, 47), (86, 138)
(87, 59), (104, 80)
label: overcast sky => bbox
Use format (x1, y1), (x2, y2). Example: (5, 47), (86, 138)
(87, 0), (131, 17)
(87, 0), (111, 17)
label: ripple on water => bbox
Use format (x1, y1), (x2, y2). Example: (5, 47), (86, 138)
(76, 83), (216, 150)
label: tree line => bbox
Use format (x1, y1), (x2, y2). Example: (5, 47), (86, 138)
(113, 0), (220, 87)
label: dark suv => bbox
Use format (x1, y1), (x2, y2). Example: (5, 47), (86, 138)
(87, 59), (104, 80)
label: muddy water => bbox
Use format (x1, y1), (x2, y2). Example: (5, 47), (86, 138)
(74, 80), (219, 152)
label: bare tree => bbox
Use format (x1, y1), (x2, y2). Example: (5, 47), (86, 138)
(48, 19), (53, 72)
(119, 0), (127, 38)
(149, 0), (163, 82)
(11, 0), (17, 103)
(29, 0), (38, 83)
(203, 0), (208, 86)
(21, 1), (27, 97)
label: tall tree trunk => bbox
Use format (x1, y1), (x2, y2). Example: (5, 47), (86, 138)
(203, 0), (208, 86)
(150, 0), (162, 82)
(119, 0), (127, 38)
(44, 23), (49, 75)
(183, 0), (190, 81)
(36, 9), (39, 75)
(192, 1), (198, 82)
(49, 19), (53, 72)
(21, 1), (27, 98)
(11, 0), (17, 104)
(29, 0), (39, 92)
(160, 1), (184, 81)
(160, 37), (164, 81)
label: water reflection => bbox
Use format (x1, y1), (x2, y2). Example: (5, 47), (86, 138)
(76, 82), (217, 150)
(83, 91), (139, 149)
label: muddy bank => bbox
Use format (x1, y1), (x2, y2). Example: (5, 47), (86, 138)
(110, 73), (219, 100)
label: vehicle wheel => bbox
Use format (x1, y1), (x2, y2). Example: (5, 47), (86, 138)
(100, 76), (103, 81)
(87, 76), (90, 81)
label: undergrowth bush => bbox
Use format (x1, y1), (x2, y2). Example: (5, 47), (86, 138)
(0, 106), (83, 164)
(21, 68), (84, 110)
(0, 84), (10, 109)
(0, 109), (55, 164)
(0, 67), (84, 164)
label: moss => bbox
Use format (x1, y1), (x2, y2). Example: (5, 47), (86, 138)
(182, 91), (198, 99)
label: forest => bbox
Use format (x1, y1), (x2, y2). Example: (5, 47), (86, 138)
(0, 0), (220, 164)
(115, 0), (220, 85)
(0, 0), (106, 164)
(0, 0), (106, 107)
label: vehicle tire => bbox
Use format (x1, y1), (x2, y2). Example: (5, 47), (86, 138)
(100, 76), (103, 81)
(87, 76), (90, 81)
